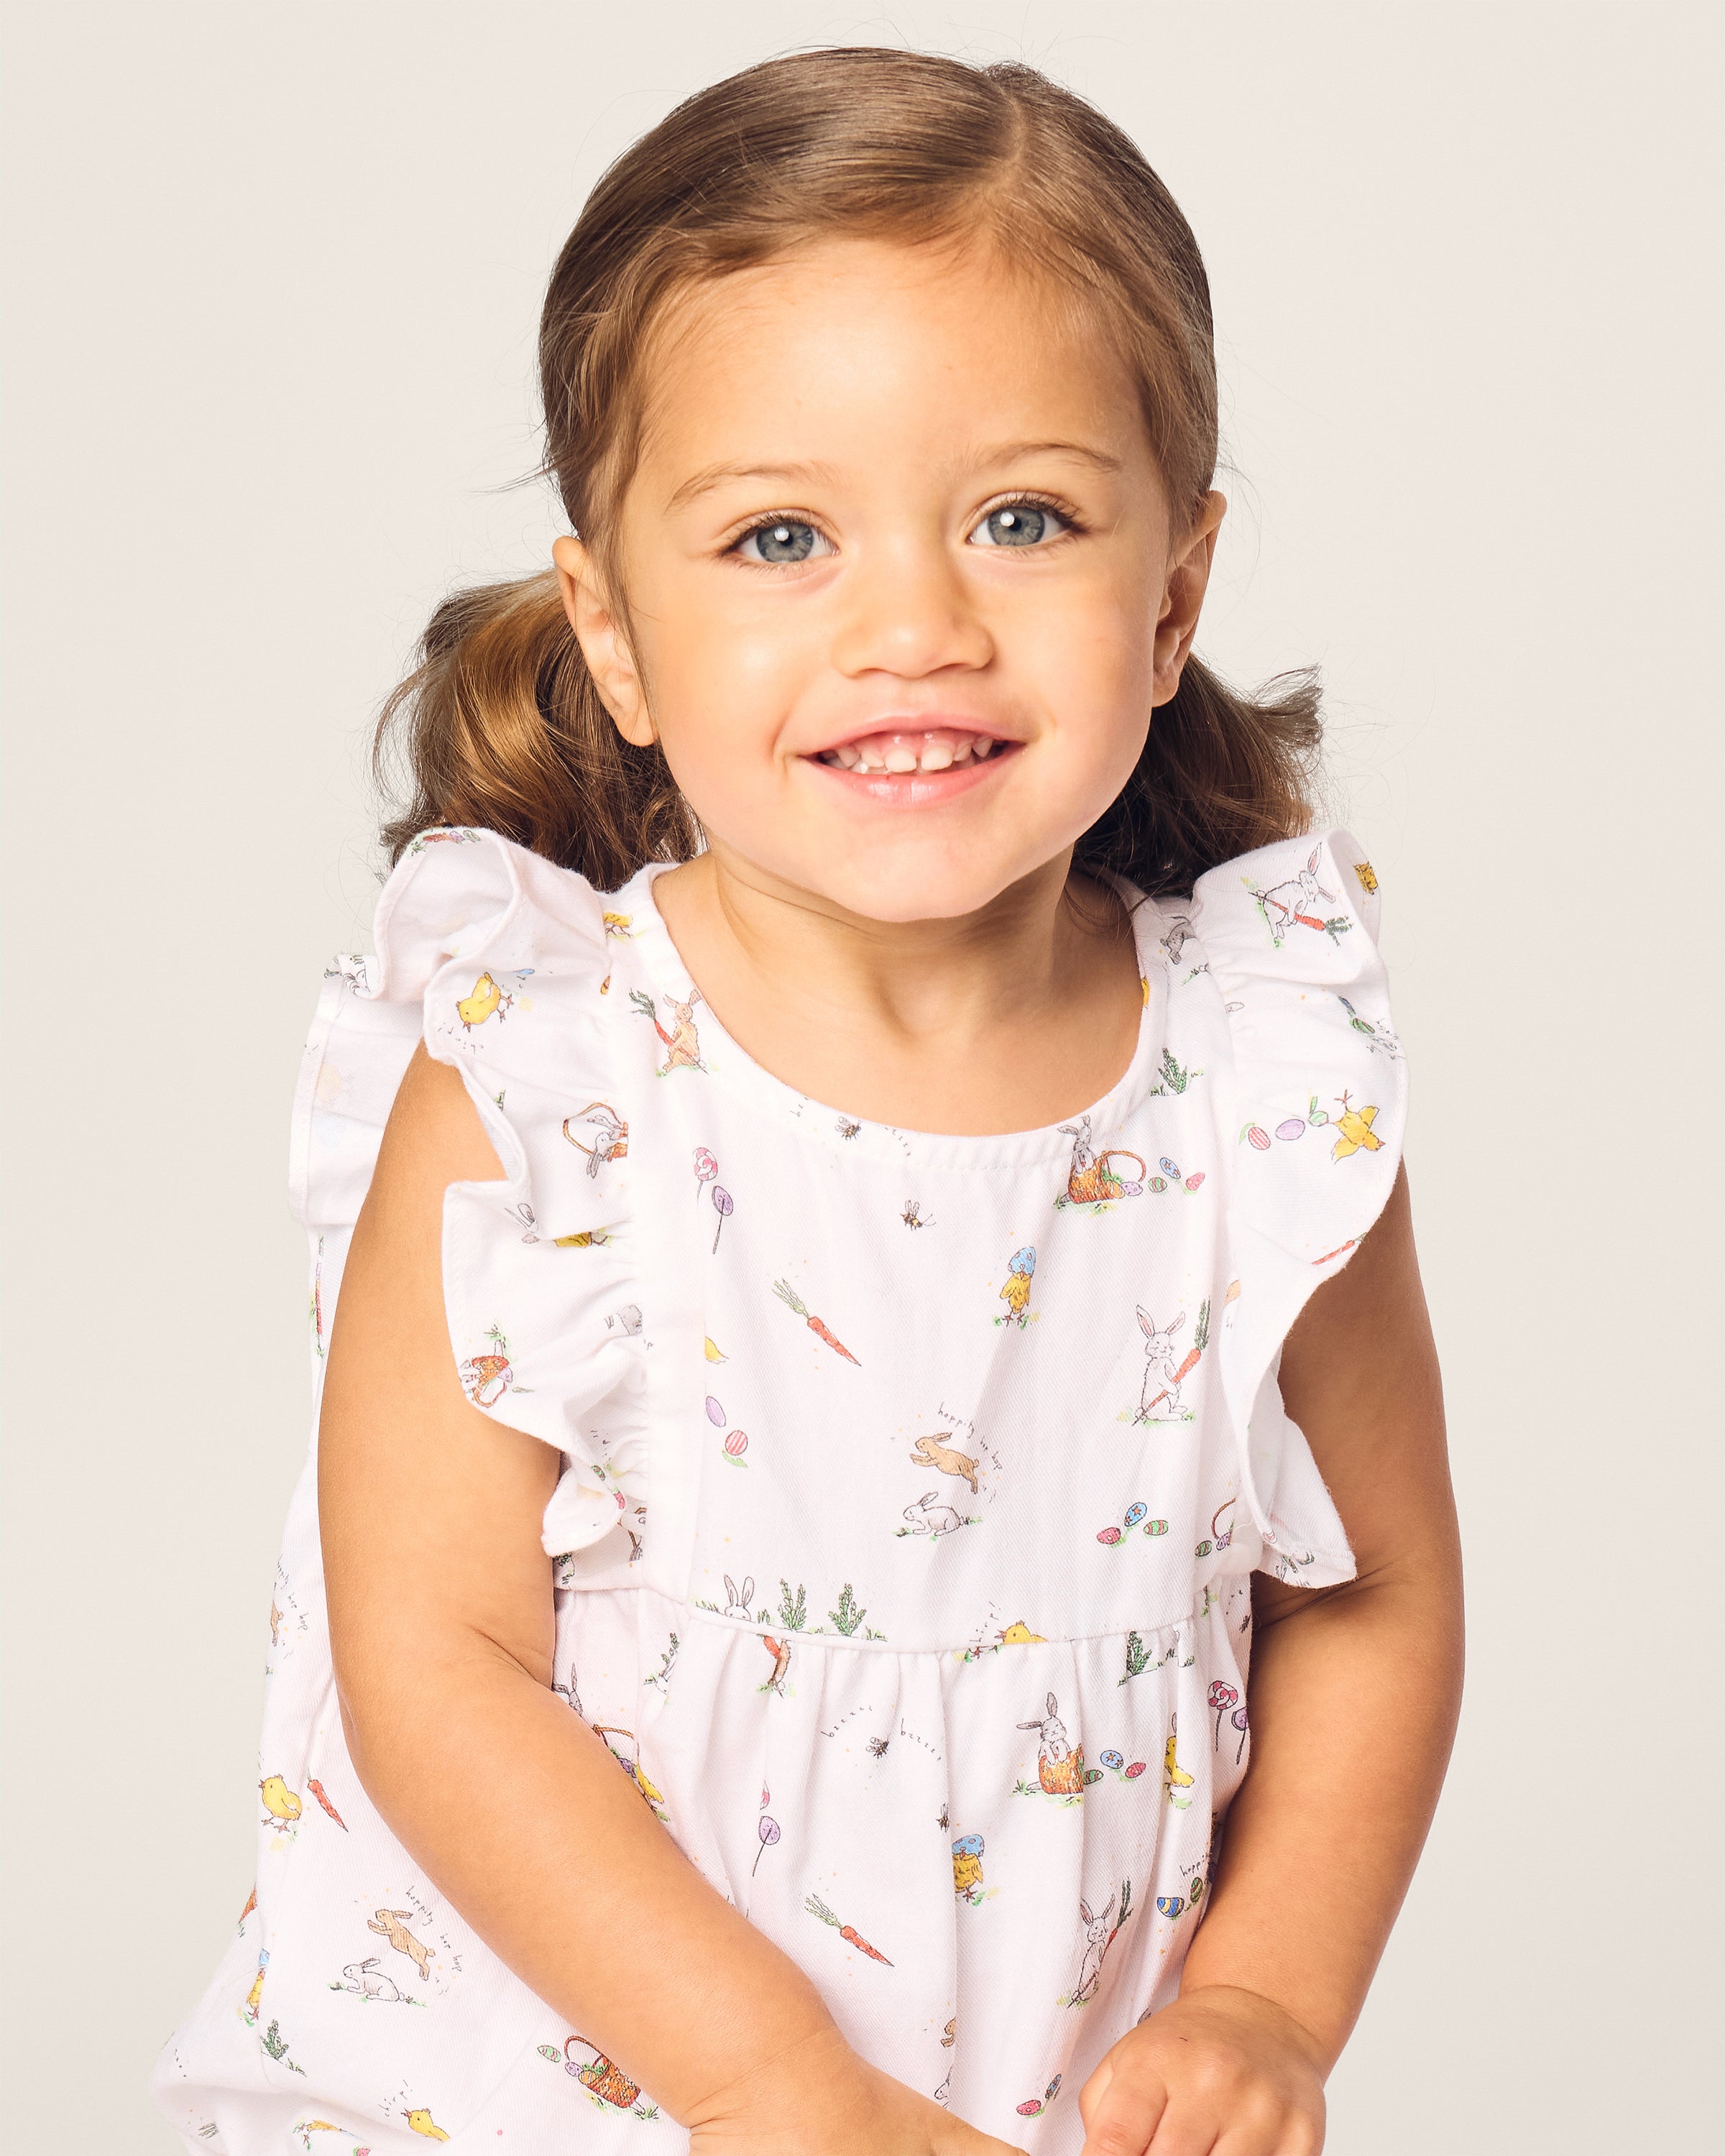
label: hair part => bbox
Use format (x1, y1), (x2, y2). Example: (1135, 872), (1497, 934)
(377, 47), (1322, 896)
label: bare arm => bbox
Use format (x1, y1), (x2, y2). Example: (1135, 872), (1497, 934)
(1079, 1164), (1463, 2152)
(318, 1045), (837, 2121)
(320, 1046), (1024, 2156)
(1181, 1161), (1463, 2060)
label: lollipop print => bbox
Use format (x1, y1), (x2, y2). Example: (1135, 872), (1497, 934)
(1231, 1704), (1249, 1765)
(711, 1184), (734, 1252)
(753, 1814), (781, 1876)
(693, 1147), (717, 1204)
(1208, 1681), (1239, 1749)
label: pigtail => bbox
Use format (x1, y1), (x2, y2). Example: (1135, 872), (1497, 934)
(1074, 658), (1323, 899)
(373, 570), (697, 890)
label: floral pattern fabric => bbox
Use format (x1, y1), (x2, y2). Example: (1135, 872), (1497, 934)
(154, 825), (1406, 2154)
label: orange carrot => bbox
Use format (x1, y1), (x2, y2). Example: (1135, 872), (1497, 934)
(306, 1778), (348, 1830)
(773, 1280), (860, 1365)
(806, 1892), (893, 1964)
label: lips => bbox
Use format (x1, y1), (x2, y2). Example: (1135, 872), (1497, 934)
(812, 727), (1008, 775)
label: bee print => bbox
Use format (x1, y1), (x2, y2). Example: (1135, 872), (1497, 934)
(868, 1735), (891, 1758)
(837, 1116), (862, 1140)
(901, 1198), (934, 1228)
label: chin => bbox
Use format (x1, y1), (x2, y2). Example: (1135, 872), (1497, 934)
(813, 854), (1037, 926)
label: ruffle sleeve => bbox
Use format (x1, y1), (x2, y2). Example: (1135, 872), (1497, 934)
(1190, 827), (1409, 1586)
(289, 826), (645, 1560)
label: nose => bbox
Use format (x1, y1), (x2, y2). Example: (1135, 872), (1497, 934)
(827, 535), (995, 682)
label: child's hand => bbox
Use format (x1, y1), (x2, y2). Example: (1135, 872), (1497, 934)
(1077, 1985), (1327, 2155)
(687, 2023), (1029, 2156)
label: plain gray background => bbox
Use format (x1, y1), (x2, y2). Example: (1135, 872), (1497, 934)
(4, 4), (1720, 2150)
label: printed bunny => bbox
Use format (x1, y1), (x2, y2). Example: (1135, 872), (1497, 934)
(1071, 1893), (1118, 2004)
(722, 1574), (755, 1620)
(1017, 1690), (1087, 1797)
(367, 1907), (433, 1982)
(903, 1492), (964, 1538)
(630, 987), (705, 1075)
(1252, 847), (1336, 942)
(339, 1957), (402, 2002)
(1160, 914), (1194, 966)
(1058, 1115), (1147, 1207)
(1136, 1307), (1190, 1421)
(911, 1433), (980, 1492)
(561, 1101), (628, 1178)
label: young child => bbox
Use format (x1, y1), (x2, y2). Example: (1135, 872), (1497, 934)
(155, 49), (1460, 2156)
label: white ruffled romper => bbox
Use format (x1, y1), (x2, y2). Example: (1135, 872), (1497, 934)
(154, 824), (1407, 2155)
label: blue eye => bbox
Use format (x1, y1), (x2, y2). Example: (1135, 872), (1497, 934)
(738, 519), (824, 564)
(972, 502), (1064, 548)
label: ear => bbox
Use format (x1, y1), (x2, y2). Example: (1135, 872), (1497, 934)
(1046, 1692), (1058, 1716)
(1151, 489), (1226, 708)
(1079, 1900), (1092, 1924)
(740, 1577), (753, 1602)
(1136, 1307), (1154, 1337)
(551, 534), (653, 748)
(1307, 848), (1320, 872)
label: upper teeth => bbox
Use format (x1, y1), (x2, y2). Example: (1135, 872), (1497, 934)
(819, 730), (1002, 773)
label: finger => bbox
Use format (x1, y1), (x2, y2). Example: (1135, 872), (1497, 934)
(1210, 2106), (1322, 2156)
(1080, 2066), (1170, 2156)
(1144, 2091), (1224, 2156)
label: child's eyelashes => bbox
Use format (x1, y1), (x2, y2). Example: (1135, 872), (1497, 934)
(725, 494), (1082, 567)
(732, 517), (832, 566)
(967, 497), (1078, 548)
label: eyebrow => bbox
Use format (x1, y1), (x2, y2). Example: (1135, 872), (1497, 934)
(664, 439), (1123, 512)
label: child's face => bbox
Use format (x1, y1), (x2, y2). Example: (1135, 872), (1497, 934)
(556, 236), (1223, 921)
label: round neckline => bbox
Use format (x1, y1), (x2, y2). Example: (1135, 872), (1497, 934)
(615, 860), (1172, 1171)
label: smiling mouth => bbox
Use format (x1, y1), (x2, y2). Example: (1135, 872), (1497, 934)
(812, 727), (1012, 775)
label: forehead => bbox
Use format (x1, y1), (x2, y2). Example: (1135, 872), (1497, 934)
(632, 234), (1152, 496)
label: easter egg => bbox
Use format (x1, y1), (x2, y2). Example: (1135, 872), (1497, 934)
(1195, 1539), (1214, 1557)
(1148, 1176), (1168, 1194)
(1159, 1156), (1180, 1178)
(1184, 1172), (1205, 1192)
(1123, 1502), (1147, 1529)
(1124, 1760), (1147, 1779)
(1082, 1768), (1102, 1784)
(704, 1395), (725, 1424)
(1100, 1749), (1124, 1769)
(1096, 1526), (1122, 1545)
(952, 1832), (984, 1856)
(1156, 1895), (1186, 1919)
(1246, 1124), (1271, 1150)
(1146, 1518), (1169, 1537)
(1017, 2101), (1043, 2116)
(1190, 1876), (1206, 1903)
(1274, 1118), (1305, 1142)
(723, 1429), (748, 1457)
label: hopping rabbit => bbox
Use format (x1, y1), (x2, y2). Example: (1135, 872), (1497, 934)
(721, 1574), (755, 1620)
(1136, 1307), (1190, 1421)
(367, 1908), (432, 1982)
(911, 1432), (980, 1492)
(1071, 1893), (1118, 2004)
(1016, 1690), (1087, 1797)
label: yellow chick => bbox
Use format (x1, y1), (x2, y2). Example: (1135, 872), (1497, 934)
(635, 1765), (666, 1807)
(704, 1336), (727, 1363)
(998, 1621), (1045, 1646)
(1330, 1094), (1382, 1161)
(244, 1961), (267, 2021)
(259, 1775), (301, 1828)
(405, 2110), (450, 2142)
(1163, 1733), (1194, 1792)
(456, 972), (502, 1029)
(553, 1228), (610, 1248)
(951, 1833), (985, 1898)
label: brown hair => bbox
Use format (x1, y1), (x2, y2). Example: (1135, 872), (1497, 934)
(375, 47), (1321, 896)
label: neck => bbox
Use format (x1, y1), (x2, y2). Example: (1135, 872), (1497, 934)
(646, 842), (1142, 1138)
